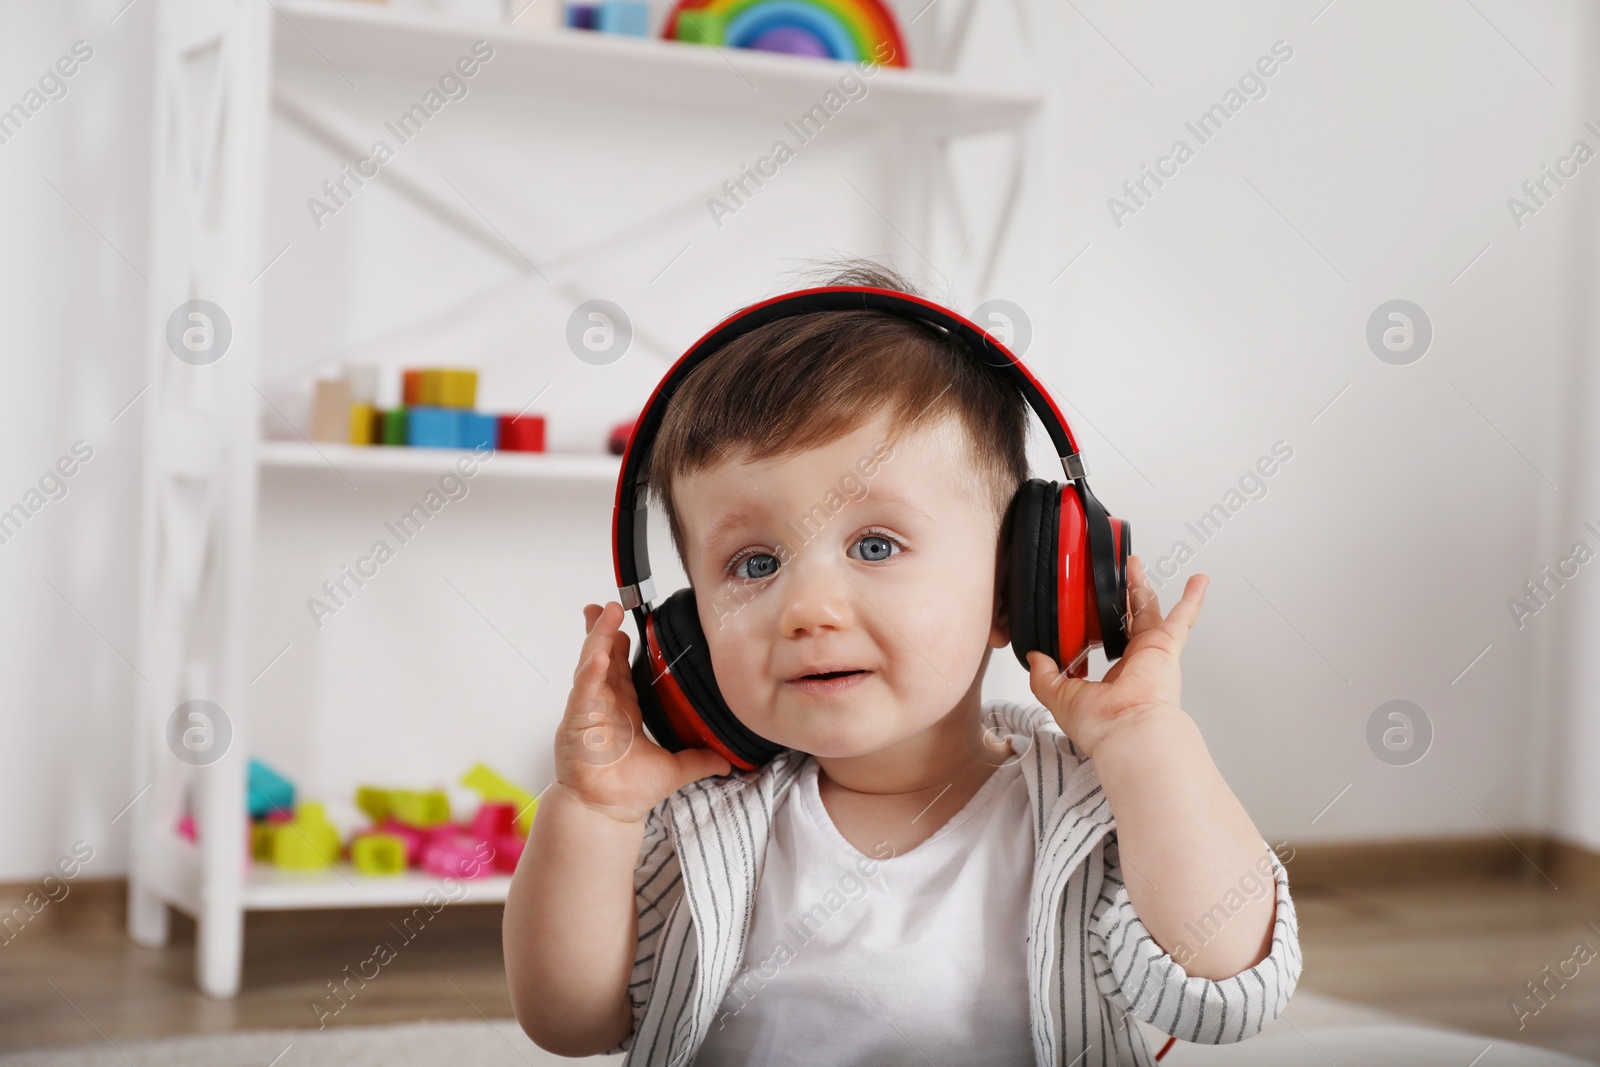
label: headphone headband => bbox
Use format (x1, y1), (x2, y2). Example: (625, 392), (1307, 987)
(611, 285), (1088, 607)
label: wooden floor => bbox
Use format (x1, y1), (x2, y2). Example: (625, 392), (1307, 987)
(3, 873), (1598, 1062)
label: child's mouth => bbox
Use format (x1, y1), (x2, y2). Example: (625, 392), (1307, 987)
(786, 669), (870, 694)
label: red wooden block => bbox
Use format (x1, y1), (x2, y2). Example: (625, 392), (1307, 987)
(499, 414), (545, 452)
(402, 369), (423, 406)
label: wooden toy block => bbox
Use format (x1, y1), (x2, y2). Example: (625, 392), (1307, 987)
(461, 764), (537, 836)
(405, 406), (461, 449)
(402, 369), (423, 405)
(309, 378), (351, 442)
(379, 408), (407, 445)
(271, 802), (341, 870)
(351, 832), (408, 876)
(417, 369), (477, 409)
(597, 0), (648, 35)
(507, 0), (561, 29)
(458, 411), (500, 451)
(565, 2), (598, 29)
(348, 403), (377, 445)
(247, 758), (295, 819)
(675, 9), (725, 44)
(344, 364), (379, 406)
(498, 414), (545, 452)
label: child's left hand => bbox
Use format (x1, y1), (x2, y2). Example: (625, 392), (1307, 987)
(1026, 555), (1207, 758)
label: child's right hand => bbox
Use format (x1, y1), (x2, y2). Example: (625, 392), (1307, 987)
(554, 601), (732, 825)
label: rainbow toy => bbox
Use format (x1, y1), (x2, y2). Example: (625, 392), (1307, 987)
(664, 0), (908, 67)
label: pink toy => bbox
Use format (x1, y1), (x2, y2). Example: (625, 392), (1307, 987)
(421, 831), (495, 880)
(492, 834), (525, 873)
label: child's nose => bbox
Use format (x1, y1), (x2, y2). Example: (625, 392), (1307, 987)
(778, 558), (855, 638)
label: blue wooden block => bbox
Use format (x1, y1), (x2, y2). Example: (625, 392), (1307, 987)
(565, 2), (597, 29)
(406, 406), (462, 448)
(597, 0), (648, 35)
(248, 758), (295, 819)
(458, 411), (500, 451)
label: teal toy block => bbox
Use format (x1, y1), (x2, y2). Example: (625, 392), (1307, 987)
(247, 758), (295, 819)
(406, 405), (462, 448)
(597, 0), (648, 35)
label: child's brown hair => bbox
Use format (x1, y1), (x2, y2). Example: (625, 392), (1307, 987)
(643, 259), (1031, 564)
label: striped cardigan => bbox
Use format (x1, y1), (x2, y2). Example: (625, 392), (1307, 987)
(605, 700), (1301, 1066)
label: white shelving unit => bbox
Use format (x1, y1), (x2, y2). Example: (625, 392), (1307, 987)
(129, 0), (1051, 997)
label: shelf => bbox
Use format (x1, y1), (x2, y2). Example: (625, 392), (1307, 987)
(245, 863), (513, 909)
(259, 439), (622, 485)
(274, 0), (1042, 137)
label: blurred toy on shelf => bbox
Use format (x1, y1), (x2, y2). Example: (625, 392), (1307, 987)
(247, 758), (295, 818)
(499, 413), (545, 452)
(663, 0), (908, 65)
(608, 413), (638, 455)
(244, 763), (538, 877)
(270, 802), (342, 870)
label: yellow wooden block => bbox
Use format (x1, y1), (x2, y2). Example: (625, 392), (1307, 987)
(352, 832), (407, 876)
(349, 403), (377, 445)
(271, 802), (342, 870)
(418, 369), (477, 409)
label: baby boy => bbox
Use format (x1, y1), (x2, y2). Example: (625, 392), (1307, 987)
(505, 264), (1301, 1066)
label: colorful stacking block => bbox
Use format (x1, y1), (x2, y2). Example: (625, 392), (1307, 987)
(467, 803), (526, 873)
(461, 763), (537, 836)
(250, 820), (276, 861)
(499, 414), (545, 452)
(565, 2), (598, 28)
(379, 408), (406, 445)
(597, 0), (648, 34)
(271, 802), (341, 870)
(351, 831), (408, 876)
(417, 369), (477, 409)
(349, 402), (377, 445)
(371, 818), (430, 866)
(406, 406), (461, 449)
(356, 786), (451, 829)
(309, 378), (351, 442)
(421, 831), (495, 879)
(458, 411), (500, 450)
(402, 369), (423, 405)
(247, 758), (295, 819)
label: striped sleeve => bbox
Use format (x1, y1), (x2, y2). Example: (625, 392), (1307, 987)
(1087, 833), (1302, 1045)
(601, 797), (682, 1056)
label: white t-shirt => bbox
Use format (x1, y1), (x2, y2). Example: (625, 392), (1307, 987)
(693, 751), (1035, 1066)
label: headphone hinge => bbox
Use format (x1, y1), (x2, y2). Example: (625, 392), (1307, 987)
(1061, 453), (1089, 483)
(618, 577), (656, 611)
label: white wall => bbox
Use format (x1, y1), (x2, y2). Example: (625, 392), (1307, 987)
(3, 0), (1599, 880)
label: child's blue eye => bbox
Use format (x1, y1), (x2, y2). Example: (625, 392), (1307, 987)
(850, 534), (899, 562)
(733, 552), (780, 580)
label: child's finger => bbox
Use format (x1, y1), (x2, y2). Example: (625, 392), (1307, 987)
(1125, 556), (1162, 637)
(1158, 574), (1208, 653)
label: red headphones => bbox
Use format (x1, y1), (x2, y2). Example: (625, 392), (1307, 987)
(611, 286), (1132, 772)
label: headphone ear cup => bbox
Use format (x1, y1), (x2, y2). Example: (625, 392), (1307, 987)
(632, 589), (785, 771)
(1007, 479), (1059, 670)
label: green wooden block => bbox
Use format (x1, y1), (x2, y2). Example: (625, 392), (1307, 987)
(271, 803), (341, 870)
(380, 408), (407, 446)
(676, 10), (725, 45)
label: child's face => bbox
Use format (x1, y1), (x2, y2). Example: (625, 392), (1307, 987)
(675, 412), (1009, 759)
